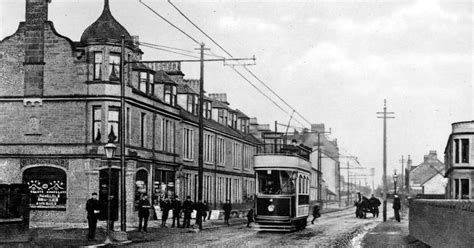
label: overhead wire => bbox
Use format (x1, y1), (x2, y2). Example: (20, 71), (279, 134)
(140, 43), (200, 59)
(139, 0), (200, 45)
(168, 0), (312, 126)
(139, 41), (224, 58)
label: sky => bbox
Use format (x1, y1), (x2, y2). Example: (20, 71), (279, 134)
(1, 0), (472, 187)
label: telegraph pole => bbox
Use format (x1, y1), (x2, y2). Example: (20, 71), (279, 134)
(196, 43), (209, 230)
(377, 99), (395, 222)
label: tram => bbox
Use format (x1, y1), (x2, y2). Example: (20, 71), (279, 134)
(254, 142), (313, 231)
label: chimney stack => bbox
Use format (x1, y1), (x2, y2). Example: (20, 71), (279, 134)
(208, 93), (229, 105)
(24, 0), (51, 97)
(311, 124), (325, 133)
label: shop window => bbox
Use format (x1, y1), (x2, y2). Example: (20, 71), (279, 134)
(99, 168), (119, 221)
(134, 169), (148, 210)
(23, 166), (67, 210)
(152, 170), (175, 205)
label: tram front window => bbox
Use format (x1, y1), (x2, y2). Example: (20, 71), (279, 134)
(257, 170), (296, 195)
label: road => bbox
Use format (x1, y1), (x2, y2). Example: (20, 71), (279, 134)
(127, 207), (382, 247)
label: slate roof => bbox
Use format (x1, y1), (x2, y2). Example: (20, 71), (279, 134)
(211, 99), (231, 109)
(180, 109), (261, 145)
(177, 84), (198, 95)
(80, 0), (134, 46)
(410, 156), (445, 186)
(154, 71), (176, 84)
(235, 109), (250, 119)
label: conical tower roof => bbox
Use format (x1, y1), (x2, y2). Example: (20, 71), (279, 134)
(80, 0), (133, 46)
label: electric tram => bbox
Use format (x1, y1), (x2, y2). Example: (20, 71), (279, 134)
(254, 141), (313, 231)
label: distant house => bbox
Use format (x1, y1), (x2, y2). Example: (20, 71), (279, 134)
(409, 151), (445, 195)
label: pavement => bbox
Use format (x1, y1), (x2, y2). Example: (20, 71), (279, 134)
(360, 209), (430, 248)
(0, 205), (352, 248)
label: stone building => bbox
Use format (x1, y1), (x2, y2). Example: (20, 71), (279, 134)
(0, 0), (260, 224)
(444, 121), (474, 199)
(409, 151), (445, 196)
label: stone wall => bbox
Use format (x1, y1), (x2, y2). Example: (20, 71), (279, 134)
(409, 199), (474, 247)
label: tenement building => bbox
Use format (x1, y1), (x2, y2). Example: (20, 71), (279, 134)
(0, 0), (260, 223)
(444, 121), (474, 199)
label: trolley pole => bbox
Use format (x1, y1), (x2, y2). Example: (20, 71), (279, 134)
(377, 99), (395, 222)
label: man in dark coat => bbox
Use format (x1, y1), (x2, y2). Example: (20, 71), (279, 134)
(137, 194), (151, 232)
(393, 195), (401, 222)
(311, 205), (321, 224)
(202, 201), (209, 222)
(160, 197), (171, 228)
(194, 199), (205, 228)
(369, 194), (381, 218)
(86, 192), (100, 240)
(182, 196), (194, 228)
(171, 196), (182, 228)
(223, 199), (232, 225)
(246, 208), (254, 228)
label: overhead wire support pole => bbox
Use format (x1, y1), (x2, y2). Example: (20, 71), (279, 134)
(399, 156), (407, 196)
(120, 35), (126, 232)
(377, 99), (395, 222)
(197, 43), (209, 230)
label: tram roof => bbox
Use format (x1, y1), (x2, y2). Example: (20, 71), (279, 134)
(254, 154), (312, 173)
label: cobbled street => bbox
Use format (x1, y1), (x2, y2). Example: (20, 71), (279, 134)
(127, 207), (381, 247)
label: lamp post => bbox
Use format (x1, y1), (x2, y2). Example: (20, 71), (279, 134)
(104, 142), (117, 244)
(393, 171), (399, 195)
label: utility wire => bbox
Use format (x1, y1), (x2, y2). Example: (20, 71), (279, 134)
(168, 0), (312, 126)
(139, 41), (224, 58)
(139, 0), (200, 45)
(140, 44), (200, 59)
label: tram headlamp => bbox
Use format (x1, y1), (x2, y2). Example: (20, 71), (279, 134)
(268, 204), (275, 212)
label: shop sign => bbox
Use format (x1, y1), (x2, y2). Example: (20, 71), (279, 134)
(26, 179), (67, 209)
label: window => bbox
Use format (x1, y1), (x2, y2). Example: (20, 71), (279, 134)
(186, 95), (196, 114)
(204, 101), (212, 119)
(164, 85), (177, 106)
(161, 118), (175, 153)
(140, 113), (146, 147)
(92, 106), (102, 142)
(109, 53), (121, 81)
(183, 128), (194, 160)
(454, 178), (470, 199)
(462, 139), (469, 163)
(454, 138), (469, 163)
(139, 72), (147, 93)
(126, 107), (131, 144)
(93, 52), (102, 80)
(152, 169), (175, 205)
(218, 109), (228, 125)
(204, 134), (214, 163)
(23, 166), (67, 210)
(243, 145), (253, 170)
(233, 142), (242, 169)
(216, 137), (225, 166)
(107, 107), (119, 142)
(148, 74), (154, 95)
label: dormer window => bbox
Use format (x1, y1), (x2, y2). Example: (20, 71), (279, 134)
(186, 95), (198, 114)
(203, 101), (212, 119)
(93, 52), (102, 80)
(218, 109), (228, 125)
(109, 53), (121, 81)
(138, 72), (154, 95)
(164, 84), (177, 106)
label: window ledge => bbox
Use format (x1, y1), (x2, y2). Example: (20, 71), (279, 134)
(183, 158), (194, 162)
(86, 80), (120, 85)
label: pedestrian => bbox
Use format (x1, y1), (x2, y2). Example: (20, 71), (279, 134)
(223, 199), (232, 225)
(171, 196), (182, 228)
(311, 205), (321, 224)
(246, 208), (254, 228)
(202, 201), (209, 222)
(369, 194), (381, 218)
(393, 194), (401, 222)
(137, 194), (151, 232)
(182, 196), (194, 228)
(194, 199), (205, 227)
(160, 197), (171, 227)
(86, 192), (100, 240)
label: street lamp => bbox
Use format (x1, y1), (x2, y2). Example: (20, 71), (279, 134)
(393, 171), (399, 195)
(104, 142), (117, 244)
